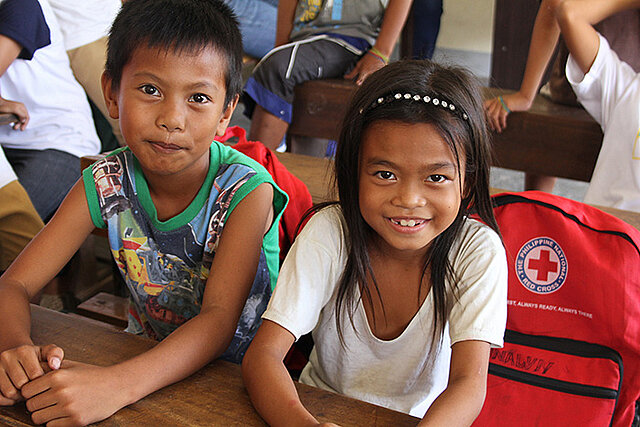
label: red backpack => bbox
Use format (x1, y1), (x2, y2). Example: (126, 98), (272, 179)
(473, 191), (640, 427)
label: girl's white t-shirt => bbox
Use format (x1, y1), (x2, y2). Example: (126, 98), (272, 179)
(262, 206), (508, 418)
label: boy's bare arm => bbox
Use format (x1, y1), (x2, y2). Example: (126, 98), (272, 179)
(345, 0), (413, 85)
(557, 0), (640, 75)
(21, 183), (275, 426)
(0, 180), (95, 405)
(275, 0), (297, 47)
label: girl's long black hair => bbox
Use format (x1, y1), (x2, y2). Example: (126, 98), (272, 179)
(326, 59), (500, 351)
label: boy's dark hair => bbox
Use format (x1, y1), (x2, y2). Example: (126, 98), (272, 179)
(332, 59), (499, 352)
(105, 0), (243, 107)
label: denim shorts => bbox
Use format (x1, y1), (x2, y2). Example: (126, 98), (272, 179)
(3, 148), (80, 222)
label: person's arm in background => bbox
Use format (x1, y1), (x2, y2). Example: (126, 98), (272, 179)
(275, 0), (297, 47)
(0, 34), (29, 130)
(484, 0), (564, 132)
(557, 0), (640, 74)
(345, 0), (413, 85)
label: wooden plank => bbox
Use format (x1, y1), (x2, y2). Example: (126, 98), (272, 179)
(76, 292), (128, 328)
(289, 79), (356, 141)
(0, 305), (420, 426)
(484, 88), (603, 182)
(289, 81), (603, 182)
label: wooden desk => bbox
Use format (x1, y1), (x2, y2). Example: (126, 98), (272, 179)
(0, 113), (19, 126)
(0, 305), (419, 426)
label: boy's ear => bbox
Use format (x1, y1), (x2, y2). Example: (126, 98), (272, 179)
(215, 94), (240, 137)
(101, 71), (120, 120)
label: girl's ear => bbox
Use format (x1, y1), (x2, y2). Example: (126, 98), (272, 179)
(101, 71), (120, 120)
(215, 94), (240, 137)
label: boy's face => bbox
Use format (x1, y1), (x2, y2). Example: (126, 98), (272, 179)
(102, 44), (237, 180)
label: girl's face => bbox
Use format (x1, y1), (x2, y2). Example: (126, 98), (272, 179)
(358, 120), (464, 259)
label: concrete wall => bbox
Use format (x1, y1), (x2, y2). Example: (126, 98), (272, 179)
(432, 0), (495, 82)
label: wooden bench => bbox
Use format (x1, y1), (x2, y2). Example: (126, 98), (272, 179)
(288, 80), (604, 183)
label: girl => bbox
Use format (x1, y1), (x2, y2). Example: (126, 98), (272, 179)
(242, 60), (508, 425)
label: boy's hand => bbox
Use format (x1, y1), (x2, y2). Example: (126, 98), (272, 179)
(22, 361), (126, 426)
(0, 344), (63, 405)
(344, 52), (386, 86)
(0, 97), (29, 131)
(484, 92), (534, 133)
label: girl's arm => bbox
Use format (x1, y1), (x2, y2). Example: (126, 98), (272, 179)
(344, 0), (413, 85)
(21, 183), (276, 426)
(0, 180), (95, 405)
(275, 0), (298, 47)
(0, 34), (29, 130)
(485, 0), (563, 132)
(556, 0), (640, 74)
(242, 320), (320, 426)
(418, 340), (491, 426)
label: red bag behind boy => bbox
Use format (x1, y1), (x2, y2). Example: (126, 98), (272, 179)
(218, 126), (313, 263)
(473, 191), (640, 427)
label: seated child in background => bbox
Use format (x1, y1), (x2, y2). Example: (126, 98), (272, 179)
(0, 149), (43, 273)
(0, 0), (101, 223)
(243, 0), (413, 150)
(242, 60), (508, 425)
(0, 0), (47, 272)
(557, 0), (640, 212)
(0, 0), (287, 424)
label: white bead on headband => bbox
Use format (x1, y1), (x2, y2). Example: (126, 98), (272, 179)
(360, 92), (469, 121)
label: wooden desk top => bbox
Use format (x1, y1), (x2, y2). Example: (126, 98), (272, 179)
(0, 305), (419, 426)
(0, 113), (19, 126)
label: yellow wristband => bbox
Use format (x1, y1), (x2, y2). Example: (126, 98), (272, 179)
(369, 47), (389, 64)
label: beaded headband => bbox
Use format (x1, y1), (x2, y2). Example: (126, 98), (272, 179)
(360, 92), (469, 121)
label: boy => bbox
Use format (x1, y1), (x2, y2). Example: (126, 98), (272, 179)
(558, 0), (640, 211)
(0, 0), (287, 425)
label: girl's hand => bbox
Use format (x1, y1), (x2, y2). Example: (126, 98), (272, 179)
(344, 52), (386, 86)
(0, 344), (63, 405)
(483, 92), (534, 133)
(22, 360), (127, 426)
(0, 97), (29, 131)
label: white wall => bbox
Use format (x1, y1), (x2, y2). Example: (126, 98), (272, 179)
(436, 0), (495, 54)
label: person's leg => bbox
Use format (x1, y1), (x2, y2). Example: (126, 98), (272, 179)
(525, 173), (557, 192)
(0, 180), (44, 271)
(412, 0), (443, 59)
(224, 0), (278, 59)
(3, 148), (81, 222)
(244, 38), (360, 150)
(67, 37), (124, 145)
(249, 105), (289, 150)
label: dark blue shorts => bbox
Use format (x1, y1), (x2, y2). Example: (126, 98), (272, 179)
(243, 35), (362, 123)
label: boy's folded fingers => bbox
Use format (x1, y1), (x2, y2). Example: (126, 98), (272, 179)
(25, 389), (58, 413)
(0, 373), (21, 402)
